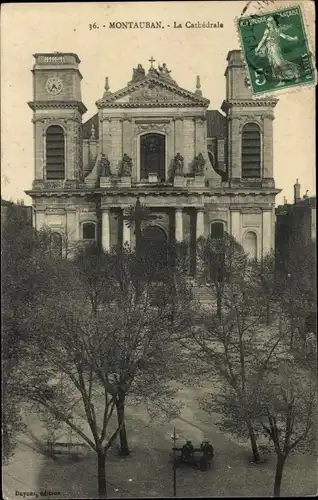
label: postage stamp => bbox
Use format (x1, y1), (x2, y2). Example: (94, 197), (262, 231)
(237, 4), (316, 96)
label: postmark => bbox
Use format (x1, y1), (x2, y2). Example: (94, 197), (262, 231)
(237, 4), (316, 96)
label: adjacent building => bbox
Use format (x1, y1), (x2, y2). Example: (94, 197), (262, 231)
(25, 50), (281, 267)
(276, 180), (316, 265)
(1, 198), (33, 226)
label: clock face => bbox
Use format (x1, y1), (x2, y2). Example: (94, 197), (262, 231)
(45, 77), (63, 95)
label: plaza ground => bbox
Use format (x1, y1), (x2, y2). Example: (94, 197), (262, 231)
(3, 380), (317, 499)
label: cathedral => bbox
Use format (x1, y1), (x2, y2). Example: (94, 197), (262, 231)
(26, 50), (280, 268)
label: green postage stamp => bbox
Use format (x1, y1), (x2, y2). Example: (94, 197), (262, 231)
(237, 5), (316, 96)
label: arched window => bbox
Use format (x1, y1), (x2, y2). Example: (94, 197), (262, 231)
(243, 231), (257, 260)
(241, 123), (261, 179)
(46, 125), (65, 180)
(211, 222), (224, 240)
(51, 232), (62, 256)
(140, 133), (166, 182)
(82, 222), (96, 240)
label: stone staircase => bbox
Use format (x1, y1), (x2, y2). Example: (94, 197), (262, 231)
(186, 278), (216, 307)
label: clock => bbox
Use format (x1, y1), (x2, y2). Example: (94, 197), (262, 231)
(45, 77), (63, 96)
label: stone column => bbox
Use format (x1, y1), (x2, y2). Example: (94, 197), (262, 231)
(175, 208), (183, 242)
(123, 215), (131, 247)
(102, 209), (110, 251)
(32, 209), (36, 228)
(262, 210), (273, 258)
(230, 210), (241, 244)
(196, 209), (205, 240)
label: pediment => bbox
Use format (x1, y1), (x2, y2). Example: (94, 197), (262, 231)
(96, 78), (210, 108)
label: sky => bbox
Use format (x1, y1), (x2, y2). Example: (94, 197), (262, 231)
(1, 1), (315, 206)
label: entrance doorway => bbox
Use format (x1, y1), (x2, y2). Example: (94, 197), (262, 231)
(141, 225), (168, 268)
(140, 133), (166, 181)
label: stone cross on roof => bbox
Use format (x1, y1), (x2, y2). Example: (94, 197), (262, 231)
(148, 56), (156, 68)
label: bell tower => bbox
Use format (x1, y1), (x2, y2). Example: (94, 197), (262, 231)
(221, 50), (277, 187)
(28, 53), (87, 187)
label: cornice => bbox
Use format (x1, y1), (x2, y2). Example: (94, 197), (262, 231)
(221, 98), (278, 113)
(96, 76), (209, 109)
(96, 101), (208, 109)
(28, 100), (87, 115)
(25, 187), (282, 198)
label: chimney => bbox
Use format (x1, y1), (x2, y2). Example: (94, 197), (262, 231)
(294, 179), (301, 204)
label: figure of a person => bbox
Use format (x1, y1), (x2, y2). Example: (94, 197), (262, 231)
(181, 440), (194, 461)
(192, 153), (206, 175)
(200, 440), (214, 458)
(99, 154), (111, 177)
(158, 63), (172, 78)
(132, 64), (146, 82)
(121, 154), (133, 176)
(255, 16), (300, 85)
(173, 153), (184, 176)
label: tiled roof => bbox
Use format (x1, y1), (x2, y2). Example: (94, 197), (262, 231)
(82, 109), (227, 140)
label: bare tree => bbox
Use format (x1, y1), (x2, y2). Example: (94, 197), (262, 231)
(73, 242), (193, 456)
(196, 233), (247, 319)
(16, 242), (193, 497)
(186, 240), (283, 463)
(1, 210), (64, 462)
(278, 239), (316, 349)
(60, 226), (77, 258)
(256, 358), (317, 497)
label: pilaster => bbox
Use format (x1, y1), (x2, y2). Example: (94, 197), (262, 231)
(183, 119), (195, 172)
(174, 117), (184, 156)
(229, 116), (241, 179)
(175, 208), (183, 242)
(110, 118), (123, 172)
(263, 114), (274, 179)
(196, 209), (205, 240)
(230, 209), (241, 243)
(262, 209), (273, 257)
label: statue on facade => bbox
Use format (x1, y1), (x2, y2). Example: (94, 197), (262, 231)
(132, 64), (146, 82)
(157, 62), (177, 84)
(172, 153), (184, 176)
(191, 153), (206, 175)
(120, 154), (133, 176)
(158, 63), (171, 77)
(99, 154), (111, 177)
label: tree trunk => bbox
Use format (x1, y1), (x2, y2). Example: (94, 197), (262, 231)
(116, 394), (130, 456)
(248, 425), (261, 463)
(273, 455), (286, 497)
(266, 299), (270, 325)
(216, 290), (222, 320)
(97, 450), (107, 499)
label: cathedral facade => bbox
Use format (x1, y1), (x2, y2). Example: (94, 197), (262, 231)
(26, 51), (280, 266)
